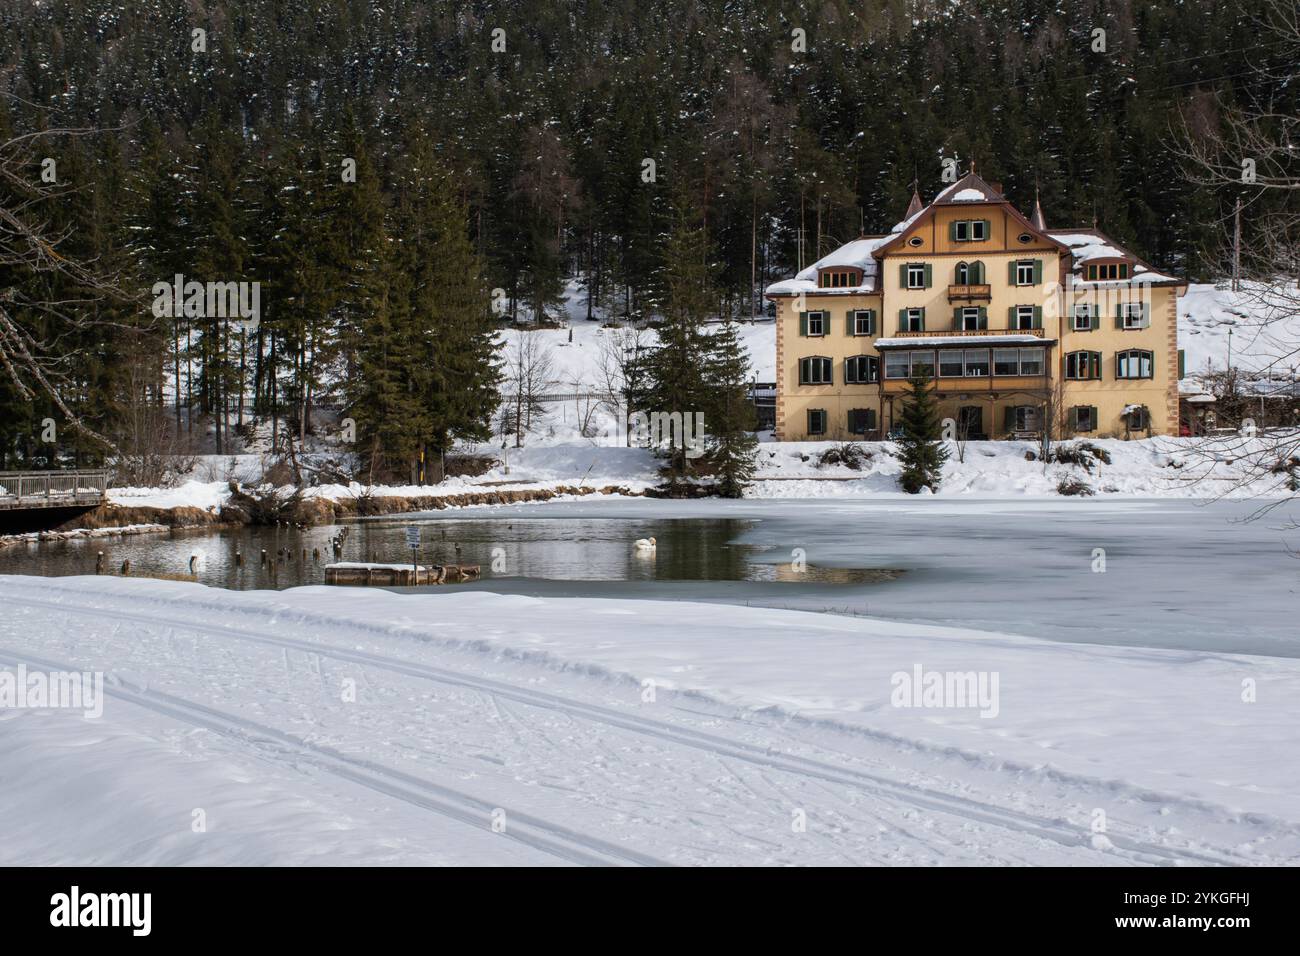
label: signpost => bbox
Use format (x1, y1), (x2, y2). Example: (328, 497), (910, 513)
(405, 525), (420, 580)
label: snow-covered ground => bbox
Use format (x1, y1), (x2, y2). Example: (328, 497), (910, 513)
(1179, 282), (1300, 381)
(3, 570), (1297, 866)
(102, 434), (1292, 515)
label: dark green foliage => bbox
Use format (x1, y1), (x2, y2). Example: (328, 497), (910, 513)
(0, 0), (1292, 471)
(896, 373), (949, 494)
(703, 320), (758, 497)
(641, 197), (715, 487)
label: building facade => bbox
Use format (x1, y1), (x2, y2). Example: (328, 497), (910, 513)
(765, 172), (1186, 441)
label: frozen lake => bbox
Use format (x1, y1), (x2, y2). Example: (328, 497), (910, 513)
(2, 496), (1294, 658)
(420, 496), (1300, 659)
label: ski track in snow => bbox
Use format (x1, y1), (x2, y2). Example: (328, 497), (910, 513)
(2, 578), (1293, 867)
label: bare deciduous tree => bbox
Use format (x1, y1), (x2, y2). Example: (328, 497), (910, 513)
(0, 127), (139, 459)
(501, 331), (557, 448)
(1172, 0), (1300, 505)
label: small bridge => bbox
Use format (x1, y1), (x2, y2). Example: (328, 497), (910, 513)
(0, 470), (109, 533)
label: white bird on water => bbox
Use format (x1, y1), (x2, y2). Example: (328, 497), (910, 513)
(634, 537), (657, 552)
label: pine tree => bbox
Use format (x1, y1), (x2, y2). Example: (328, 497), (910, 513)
(702, 320), (757, 497)
(642, 195), (713, 488)
(896, 372), (949, 494)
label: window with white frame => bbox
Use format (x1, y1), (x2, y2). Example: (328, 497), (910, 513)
(938, 350), (964, 377)
(964, 349), (990, 376)
(906, 263), (926, 288)
(1072, 303), (1096, 331)
(1019, 347), (1045, 375)
(852, 309), (875, 336)
(1014, 305), (1038, 330)
(805, 310), (826, 336)
(884, 351), (911, 379)
(900, 307), (925, 332)
(953, 220), (987, 242)
(807, 409), (827, 435)
(993, 349), (1020, 376)
(1065, 350), (1102, 380)
(959, 306), (984, 330)
(910, 350), (935, 377)
(1120, 302), (1148, 329)
(1015, 260), (1036, 285)
(1116, 349), (1154, 379)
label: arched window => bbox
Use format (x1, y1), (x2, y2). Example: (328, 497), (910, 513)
(799, 356), (833, 385)
(1116, 349), (1154, 379)
(955, 261), (971, 284)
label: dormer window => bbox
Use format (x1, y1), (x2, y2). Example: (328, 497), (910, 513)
(818, 268), (862, 288)
(1086, 261), (1130, 281)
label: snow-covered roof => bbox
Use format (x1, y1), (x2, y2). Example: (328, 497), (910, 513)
(875, 334), (1054, 348)
(930, 173), (1004, 205)
(1050, 230), (1180, 284)
(765, 235), (889, 296)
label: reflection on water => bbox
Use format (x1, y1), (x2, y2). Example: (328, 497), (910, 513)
(0, 518), (896, 591)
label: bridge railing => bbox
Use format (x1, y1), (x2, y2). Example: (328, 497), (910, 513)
(0, 470), (110, 506)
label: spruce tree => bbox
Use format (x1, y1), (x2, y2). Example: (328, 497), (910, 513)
(642, 196), (713, 488)
(896, 372), (949, 494)
(703, 320), (757, 497)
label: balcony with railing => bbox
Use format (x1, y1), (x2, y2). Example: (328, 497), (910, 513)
(947, 283), (992, 302)
(891, 327), (1046, 339)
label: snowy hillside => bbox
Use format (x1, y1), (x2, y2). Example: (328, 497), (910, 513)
(1178, 282), (1300, 381)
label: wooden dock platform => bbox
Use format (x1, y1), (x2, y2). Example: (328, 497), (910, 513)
(324, 562), (481, 586)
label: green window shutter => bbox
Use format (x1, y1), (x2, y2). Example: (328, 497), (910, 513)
(898, 308), (907, 330)
(949, 221), (959, 241)
(917, 307), (925, 331)
(1141, 302), (1151, 328)
(1003, 405), (1016, 430)
(978, 306), (987, 328)
(1069, 406), (1079, 430)
(1032, 259), (1043, 285)
(1090, 313), (1100, 331)
(866, 310), (875, 334)
(1032, 305), (1042, 329)
(1008, 260), (1018, 285)
(1115, 304), (1124, 329)
(1008, 306), (1017, 327)
(799, 312), (808, 336)
(846, 310), (854, 335)
(899, 264), (908, 287)
(972, 261), (983, 283)
(953, 306), (962, 327)
(923, 263), (932, 288)
(981, 219), (991, 239)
